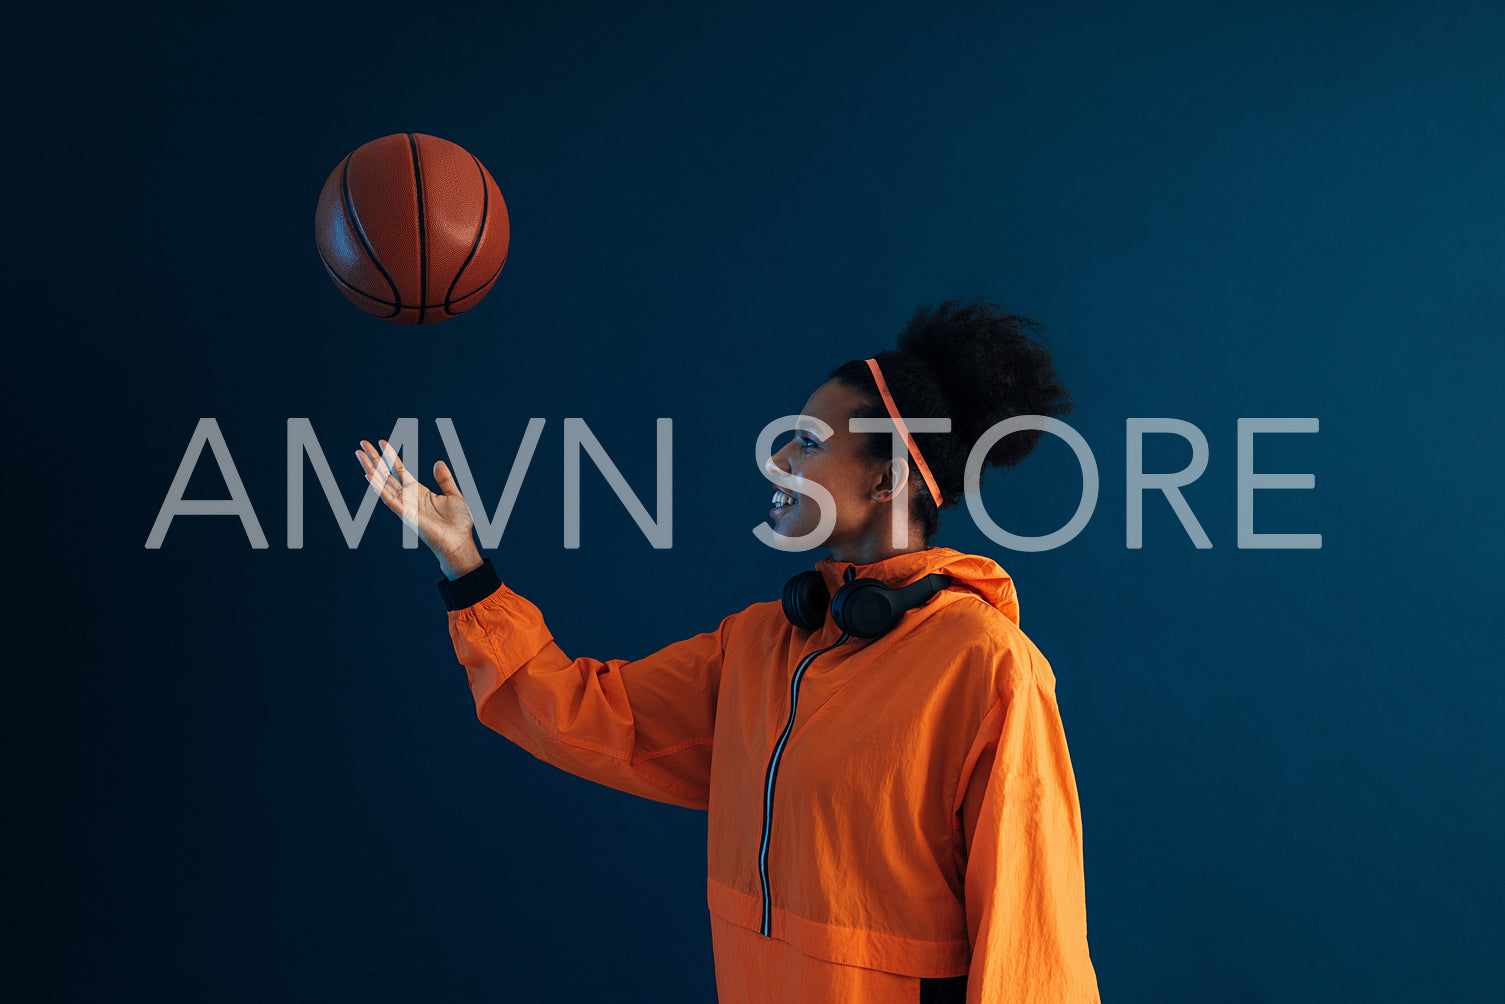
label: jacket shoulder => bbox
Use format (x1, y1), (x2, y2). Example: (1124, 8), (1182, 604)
(920, 591), (1052, 693)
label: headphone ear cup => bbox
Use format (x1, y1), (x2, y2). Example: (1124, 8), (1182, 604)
(829, 577), (896, 639)
(782, 571), (830, 632)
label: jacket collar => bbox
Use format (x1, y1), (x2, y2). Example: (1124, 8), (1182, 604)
(813, 546), (1021, 626)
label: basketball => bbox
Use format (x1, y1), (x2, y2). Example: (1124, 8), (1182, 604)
(314, 133), (508, 324)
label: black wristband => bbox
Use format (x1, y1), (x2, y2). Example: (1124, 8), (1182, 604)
(436, 557), (503, 611)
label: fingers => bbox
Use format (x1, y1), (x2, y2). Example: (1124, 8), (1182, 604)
(433, 460), (462, 497)
(355, 439), (463, 517)
(356, 440), (394, 488)
(355, 440), (383, 485)
(356, 439), (421, 519)
(378, 439), (418, 488)
(355, 442), (401, 511)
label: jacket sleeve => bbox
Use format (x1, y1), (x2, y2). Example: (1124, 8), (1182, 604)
(957, 647), (1101, 1003)
(441, 559), (728, 811)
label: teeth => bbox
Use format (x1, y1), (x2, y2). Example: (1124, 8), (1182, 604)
(772, 490), (795, 506)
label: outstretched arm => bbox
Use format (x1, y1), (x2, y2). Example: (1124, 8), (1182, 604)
(357, 439), (724, 809)
(445, 562), (726, 809)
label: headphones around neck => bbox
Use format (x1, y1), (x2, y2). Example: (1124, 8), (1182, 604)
(782, 566), (954, 639)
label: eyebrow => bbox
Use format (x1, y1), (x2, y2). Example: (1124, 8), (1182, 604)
(793, 419), (825, 440)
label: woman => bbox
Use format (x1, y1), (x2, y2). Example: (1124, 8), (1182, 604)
(356, 299), (1101, 1003)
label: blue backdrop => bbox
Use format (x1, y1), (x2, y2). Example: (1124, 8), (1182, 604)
(13, 1), (1503, 1001)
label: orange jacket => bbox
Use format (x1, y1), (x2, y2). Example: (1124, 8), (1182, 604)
(444, 546), (1100, 1003)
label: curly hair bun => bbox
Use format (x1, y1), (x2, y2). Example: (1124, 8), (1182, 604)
(896, 298), (1073, 472)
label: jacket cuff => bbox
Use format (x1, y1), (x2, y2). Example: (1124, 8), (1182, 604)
(437, 557), (502, 611)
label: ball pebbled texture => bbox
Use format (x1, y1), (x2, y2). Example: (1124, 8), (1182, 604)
(314, 133), (508, 324)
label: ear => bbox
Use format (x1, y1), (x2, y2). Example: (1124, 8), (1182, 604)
(870, 457), (910, 502)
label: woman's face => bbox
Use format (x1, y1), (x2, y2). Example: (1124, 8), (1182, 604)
(766, 379), (901, 553)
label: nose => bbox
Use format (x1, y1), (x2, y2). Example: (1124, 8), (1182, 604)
(765, 443), (800, 488)
(767, 440), (796, 475)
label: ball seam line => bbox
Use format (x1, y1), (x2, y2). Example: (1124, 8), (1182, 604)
(408, 133), (429, 326)
(338, 152), (400, 318)
(446, 152), (490, 312)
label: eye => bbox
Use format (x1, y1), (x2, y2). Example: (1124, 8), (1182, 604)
(797, 435), (819, 450)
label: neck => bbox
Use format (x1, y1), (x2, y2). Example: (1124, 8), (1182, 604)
(827, 531), (929, 566)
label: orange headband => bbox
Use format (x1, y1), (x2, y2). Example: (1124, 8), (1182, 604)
(864, 357), (944, 507)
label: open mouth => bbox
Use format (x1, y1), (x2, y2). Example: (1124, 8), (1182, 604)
(770, 489), (797, 517)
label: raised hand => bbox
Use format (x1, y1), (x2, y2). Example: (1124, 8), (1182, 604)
(355, 439), (484, 579)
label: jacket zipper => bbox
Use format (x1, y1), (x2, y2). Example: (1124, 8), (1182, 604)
(757, 630), (849, 936)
